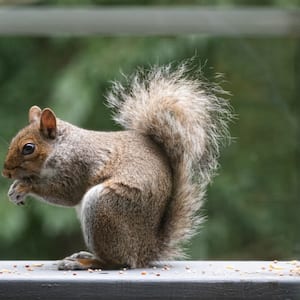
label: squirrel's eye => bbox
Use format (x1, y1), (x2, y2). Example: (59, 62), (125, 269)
(22, 143), (35, 155)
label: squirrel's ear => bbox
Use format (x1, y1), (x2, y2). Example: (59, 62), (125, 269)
(29, 105), (42, 124)
(40, 108), (57, 139)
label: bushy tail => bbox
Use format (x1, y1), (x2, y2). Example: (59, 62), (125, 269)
(106, 63), (232, 259)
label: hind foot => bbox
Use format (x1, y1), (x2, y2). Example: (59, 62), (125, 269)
(57, 251), (103, 270)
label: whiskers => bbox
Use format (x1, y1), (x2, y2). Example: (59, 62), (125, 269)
(0, 135), (9, 147)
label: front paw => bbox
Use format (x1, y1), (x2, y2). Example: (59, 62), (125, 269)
(8, 180), (31, 206)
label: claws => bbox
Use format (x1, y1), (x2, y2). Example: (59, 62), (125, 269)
(57, 251), (103, 270)
(7, 180), (29, 206)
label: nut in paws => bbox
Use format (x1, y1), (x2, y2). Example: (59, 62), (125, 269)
(8, 180), (31, 206)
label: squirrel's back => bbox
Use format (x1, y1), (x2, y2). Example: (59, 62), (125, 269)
(106, 64), (232, 259)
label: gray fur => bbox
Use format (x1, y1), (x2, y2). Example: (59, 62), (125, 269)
(3, 64), (232, 269)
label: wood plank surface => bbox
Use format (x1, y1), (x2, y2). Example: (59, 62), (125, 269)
(0, 260), (299, 299)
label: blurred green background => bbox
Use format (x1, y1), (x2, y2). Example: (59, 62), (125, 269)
(0, 0), (299, 261)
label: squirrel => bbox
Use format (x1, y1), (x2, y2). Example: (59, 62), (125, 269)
(2, 64), (231, 270)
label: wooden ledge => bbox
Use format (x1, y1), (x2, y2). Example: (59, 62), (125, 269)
(0, 260), (299, 299)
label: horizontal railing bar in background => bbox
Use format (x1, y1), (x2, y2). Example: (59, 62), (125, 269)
(0, 6), (299, 36)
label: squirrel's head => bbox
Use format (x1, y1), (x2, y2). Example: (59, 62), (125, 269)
(2, 105), (57, 180)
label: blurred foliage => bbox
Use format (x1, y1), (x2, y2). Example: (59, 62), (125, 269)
(0, 1), (299, 261)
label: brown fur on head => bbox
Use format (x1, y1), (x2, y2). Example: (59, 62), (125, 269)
(2, 105), (57, 180)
